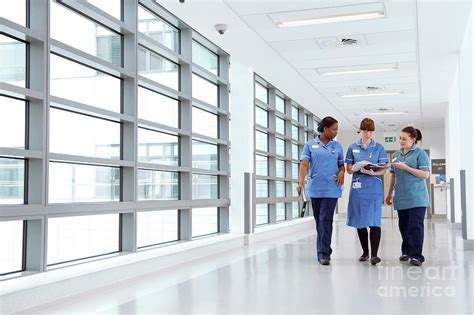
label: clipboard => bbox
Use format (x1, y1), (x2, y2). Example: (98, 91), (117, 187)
(300, 189), (310, 217)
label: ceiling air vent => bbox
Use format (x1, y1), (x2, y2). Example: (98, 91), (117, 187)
(341, 38), (358, 46)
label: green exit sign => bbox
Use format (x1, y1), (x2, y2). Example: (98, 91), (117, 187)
(385, 137), (397, 143)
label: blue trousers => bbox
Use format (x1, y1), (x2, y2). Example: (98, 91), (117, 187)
(311, 198), (338, 259)
(397, 207), (426, 262)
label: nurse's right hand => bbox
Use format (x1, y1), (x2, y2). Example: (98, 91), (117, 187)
(385, 194), (392, 205)
(297, 184), (303, 196)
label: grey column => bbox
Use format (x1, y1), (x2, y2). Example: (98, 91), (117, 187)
(450, 178), (455, 223)
(460, 170), (467, 239)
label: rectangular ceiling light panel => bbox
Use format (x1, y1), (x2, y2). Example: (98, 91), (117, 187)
(317, 63), (399, 76)
(271, 2), (385, 28)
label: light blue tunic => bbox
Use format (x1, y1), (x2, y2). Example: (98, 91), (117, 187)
(390, 145), (430, 210)
(345, 139), (388, 228)
(300, 136), (344, 198)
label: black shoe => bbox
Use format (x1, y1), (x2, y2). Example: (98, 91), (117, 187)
(409, 258), (422, 266)
(370, 257), (382, 265)
(399, 254), (409, 262)
(359, 254), (369, 262)
(319, 257), (330, 265)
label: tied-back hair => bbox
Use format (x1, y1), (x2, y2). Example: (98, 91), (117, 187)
(317, 116), (338, 133)
(401, 126), (422, 143)
(359, 117), (375, 131)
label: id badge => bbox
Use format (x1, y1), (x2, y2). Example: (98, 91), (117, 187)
(352, 182), (362, 189)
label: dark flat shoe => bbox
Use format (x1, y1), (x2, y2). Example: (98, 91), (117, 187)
(399, 254), (409, 262)
(409, 258), (422, 266)
(370, 257), (382, 265)
(319, 258), (330, 265)
(359, 254), (369, 262)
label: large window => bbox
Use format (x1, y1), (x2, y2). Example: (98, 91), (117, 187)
(254, 75), (318, 227)
(192, 107), (218, 138)
(47, 214), (119, 265)
(255, 106), (268, 128)
(0, 0), (230, 275)
(48, 162), (120, 203)
(276, 116), (285, 135)
(138, 128), (179, 165)
(276, 203), (286, 221)
(0, 34), (26, 87)
(0, 220), (23, 275)
(255, 155), (268, 176)
(0, 158), (24, 205)
(138, 5), (179, 53)
(0, 96), (25, 149)
(50, 108), (121, 159)
(50, 54), (121, 112)
(255, 82), (268, 103)
(192, 207), (218, 237)
(276, 181), (285, 198)
(192, 74), (218, 107)
(192, 140), (218, 170)
(137, 210), (178, 248)
(192, 41), (218, 75)
(276, 95), (285, 113)
(139, 46), (179, 91)
(276, 138), (285, 156)
(256, 179), (268, 198)
(255, 131), (268, 151)
(276, 159), (285, 178)
(138, 87), (179, 128)
(137, 169), (179, 200)
(255, 204), (268, 225)
(192, 174), (218, 199)
(51, 2), (122, 66)
(0, 1), (26, 26)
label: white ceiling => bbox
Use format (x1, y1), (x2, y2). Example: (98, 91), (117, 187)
(223, 0), (472, 132)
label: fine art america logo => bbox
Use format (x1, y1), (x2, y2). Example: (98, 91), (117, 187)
(377, 263), (458, 297)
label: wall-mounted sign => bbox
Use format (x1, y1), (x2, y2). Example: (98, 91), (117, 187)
(385, 136), (397, 143)
(431, 159), (446, 174)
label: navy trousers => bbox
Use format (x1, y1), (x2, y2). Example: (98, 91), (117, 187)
(397, 207), (426, 262)
(311, 198), (338, 259)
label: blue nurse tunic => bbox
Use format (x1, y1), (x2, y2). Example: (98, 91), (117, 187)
(345, 139), (388, 228)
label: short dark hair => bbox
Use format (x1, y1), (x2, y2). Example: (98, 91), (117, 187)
(401, 126), (422, 143)
(359, 117), (375, 131)
(317, 116), (338, 133)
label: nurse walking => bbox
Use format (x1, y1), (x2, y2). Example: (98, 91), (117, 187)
(345, 118), (388, 265)
(386, 127), (430, 266)
(298, 117), (345, 265)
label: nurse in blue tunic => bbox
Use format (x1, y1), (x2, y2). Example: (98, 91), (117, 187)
(345, 118), (388, 265)
(298, 116), (345, 266)
(386, 127), (430, 267)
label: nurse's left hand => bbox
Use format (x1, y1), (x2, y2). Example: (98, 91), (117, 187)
(336, 172), (344, 186)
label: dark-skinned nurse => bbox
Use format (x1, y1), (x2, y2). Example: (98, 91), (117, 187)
(297, 116), (345, 266)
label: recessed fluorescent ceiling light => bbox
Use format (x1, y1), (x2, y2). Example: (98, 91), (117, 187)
(272, 2), (385, 28)
(278, 11), (384, 27)
(318, 63), (398, 76)
(341, 91), (403, 98)
(359, 111), (407, 116)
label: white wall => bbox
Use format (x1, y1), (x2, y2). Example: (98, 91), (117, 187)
(445, 7), (474, 238)
(446, 65), (462, 223)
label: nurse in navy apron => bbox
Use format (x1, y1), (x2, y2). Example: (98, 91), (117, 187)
(345, 118), (388, 265)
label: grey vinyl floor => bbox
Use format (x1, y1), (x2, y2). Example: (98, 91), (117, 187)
(22, 218), (474, 314)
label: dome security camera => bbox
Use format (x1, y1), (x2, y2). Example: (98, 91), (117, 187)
(178, 0), (185, 3)
(215, 24), (228, 35)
